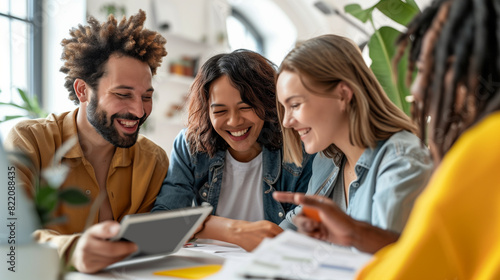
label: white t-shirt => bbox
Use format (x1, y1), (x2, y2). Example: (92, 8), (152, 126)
(215, 151), (265, 222)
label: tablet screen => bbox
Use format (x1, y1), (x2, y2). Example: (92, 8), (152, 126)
(111, 206), (213, 261)
(119, 214), (202, 258)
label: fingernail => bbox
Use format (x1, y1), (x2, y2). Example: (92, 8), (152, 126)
(110, 224), (120, 234)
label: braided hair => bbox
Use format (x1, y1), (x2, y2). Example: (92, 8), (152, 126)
(397, 0), (500, 160)
(60, 10), (167, 105)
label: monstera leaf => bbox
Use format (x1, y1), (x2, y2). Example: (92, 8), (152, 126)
(345, 0), (420, 115)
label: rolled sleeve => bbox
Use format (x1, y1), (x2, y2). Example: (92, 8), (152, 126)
(372, 154), (433, 232)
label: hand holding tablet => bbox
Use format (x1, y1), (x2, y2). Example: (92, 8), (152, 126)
(110, 205), (213, 262)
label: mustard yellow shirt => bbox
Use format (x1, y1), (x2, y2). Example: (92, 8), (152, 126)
(5, 109), (168, 254)
(357, 112), (500, 280)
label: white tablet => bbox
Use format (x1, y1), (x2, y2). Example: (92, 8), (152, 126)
(110, 205), (213, 262)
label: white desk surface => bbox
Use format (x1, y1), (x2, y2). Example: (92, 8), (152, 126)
(64, 240), (250, 280)
(64, 233), (371, 280)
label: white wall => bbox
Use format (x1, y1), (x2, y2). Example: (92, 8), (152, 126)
(81, 0), (230, 156)
(42, 0), (86, 114)
(37, 0), (435, 155)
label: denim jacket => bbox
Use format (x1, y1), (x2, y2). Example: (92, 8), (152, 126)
(152, 129), (315, 227)
(282, 130), (433, 233)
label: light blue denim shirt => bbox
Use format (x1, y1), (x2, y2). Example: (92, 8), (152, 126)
(152, 129), (315, 227)
(282, 130), (433, 233)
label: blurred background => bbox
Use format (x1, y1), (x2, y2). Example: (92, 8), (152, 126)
(0, 0), (432, 155)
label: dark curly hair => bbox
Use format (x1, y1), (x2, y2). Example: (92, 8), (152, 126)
(396, 0), (500, 160)
(185, 49), (281, 157)
(60, 10), (167, 105)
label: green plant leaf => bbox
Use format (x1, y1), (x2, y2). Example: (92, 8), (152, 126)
(368, 26), (406, 111)
(343, 0), (419, 115)
(17, 88), (34, 112)
(395, 45), (412, 114)
(0, 101), (26, 110)
(58, 188), (90, 205)
(345, 4), (375, 23)
(0, 115), (25, 123)
(35, 206), (52, 226)
(405, 0), (419, 10)
(1, 89), (48, 120)
(35, 187), (58, 214)
(30, 96), (48, 118)
(375, 0), (419, 26)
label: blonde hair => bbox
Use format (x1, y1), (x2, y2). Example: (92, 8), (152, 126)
(278, 34), (417, 165)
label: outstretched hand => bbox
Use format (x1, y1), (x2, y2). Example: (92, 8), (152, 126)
(70, 221), (138, 273)
(273, 191), (357, 247)
(195, 215), (283, 252)
(273, 192), (399, 253)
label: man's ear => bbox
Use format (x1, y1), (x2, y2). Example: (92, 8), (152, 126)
(338, 81), (353, 110)
(74, 79), (89, 103)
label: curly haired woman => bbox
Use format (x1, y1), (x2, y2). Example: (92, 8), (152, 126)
(153, 50), (314, 251)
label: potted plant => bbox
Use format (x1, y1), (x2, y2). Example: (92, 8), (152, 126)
(0, 88), (47, 122)
(343, 0), (420, 115)
(1, 137), (90, 279)
(0, 89), (89, 279)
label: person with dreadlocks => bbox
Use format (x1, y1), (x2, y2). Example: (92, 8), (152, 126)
(5, 10), (168, 273)
(275, 0), (500, 278)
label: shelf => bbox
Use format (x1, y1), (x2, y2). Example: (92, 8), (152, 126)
(166, 74), (194, 86)
(153, 72), (194, 87)
(163, 32), (211, 50)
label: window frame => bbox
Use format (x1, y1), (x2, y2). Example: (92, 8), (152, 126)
(228, 8), (264, 54)
(0, 0), (42, 105)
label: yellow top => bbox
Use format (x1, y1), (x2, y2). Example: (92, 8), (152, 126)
(5, 109), (168, 254)
(357, 112), (500, 279)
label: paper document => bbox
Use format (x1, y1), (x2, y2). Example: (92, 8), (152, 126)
(184, 240), (249, 260)
(236, 230), (373, 280)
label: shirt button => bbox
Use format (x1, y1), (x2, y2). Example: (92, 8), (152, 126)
(278, 212), (284, 218)
(202, 192), (207, 197)
(213, 177), (217, 183)
(85, 190), (91, 195)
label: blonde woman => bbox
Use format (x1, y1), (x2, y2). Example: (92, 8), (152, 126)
(274, 34), (433, 253)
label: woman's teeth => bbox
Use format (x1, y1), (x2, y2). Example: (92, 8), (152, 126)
(298, 129), (310, 136)
(230, 128), (249, 137)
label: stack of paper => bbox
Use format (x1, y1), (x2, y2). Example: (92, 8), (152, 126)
(184, 239), (249, 260)
(236, 230), (373, 280)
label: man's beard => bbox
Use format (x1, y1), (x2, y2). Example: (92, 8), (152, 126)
(86, 96), (147, 148)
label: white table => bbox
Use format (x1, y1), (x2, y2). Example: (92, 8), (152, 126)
(64, 241), (249, 280)
(64, 232), (372, 280)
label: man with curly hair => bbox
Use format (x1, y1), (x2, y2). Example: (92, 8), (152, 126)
(5, 10), (168, 272)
